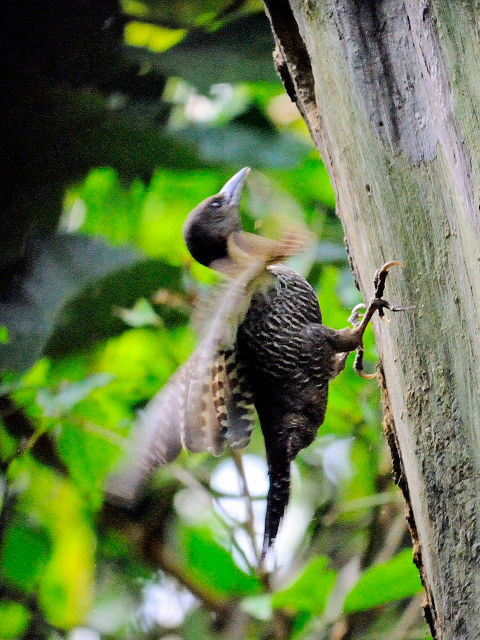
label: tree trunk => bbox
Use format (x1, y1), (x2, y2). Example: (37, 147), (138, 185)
(264, 2), (480, 639)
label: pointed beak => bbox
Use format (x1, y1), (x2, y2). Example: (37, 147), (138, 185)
(220, 167), (250, 206)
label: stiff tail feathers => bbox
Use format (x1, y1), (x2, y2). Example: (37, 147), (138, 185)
(262, 455), (291, 558)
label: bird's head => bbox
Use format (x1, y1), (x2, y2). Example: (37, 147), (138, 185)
(183, 167), (250, 268)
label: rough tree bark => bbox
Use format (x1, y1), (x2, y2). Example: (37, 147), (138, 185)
(263, 2), (480, 639)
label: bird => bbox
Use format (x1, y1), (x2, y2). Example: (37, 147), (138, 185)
(107, 167), (407, 557)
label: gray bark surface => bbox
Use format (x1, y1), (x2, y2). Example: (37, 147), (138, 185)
(264, 2), (480, 639)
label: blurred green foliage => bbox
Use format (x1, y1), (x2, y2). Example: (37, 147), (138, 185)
(0, 1), (427, 639)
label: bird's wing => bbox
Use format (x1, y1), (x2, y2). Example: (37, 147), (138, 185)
(222, 348), (255, 449)
(105, 230), (309, 505)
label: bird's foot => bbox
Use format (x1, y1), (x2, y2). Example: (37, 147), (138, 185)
(350, 261), (413, 378)
(372, 260), (413, 319)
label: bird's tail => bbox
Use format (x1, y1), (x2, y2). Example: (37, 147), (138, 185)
(262, 453), (291, 558)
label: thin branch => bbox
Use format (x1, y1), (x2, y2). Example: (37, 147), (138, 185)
(146, 538), (231, 616)
(324, 491), (402, 524)
(374, 512), (407, 565)
(0, 473), (13, 550)
(390, 594), (425, 640)
(0, 396), (67, 474)
(231, 449), (261, 565)
(169, 465), (255, 572)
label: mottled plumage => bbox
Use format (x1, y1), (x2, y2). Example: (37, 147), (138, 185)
(107, 167), (406, 555)
(236, 265), (342, 551)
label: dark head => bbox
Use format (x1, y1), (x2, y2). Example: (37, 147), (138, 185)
(183, 167), (250, 267)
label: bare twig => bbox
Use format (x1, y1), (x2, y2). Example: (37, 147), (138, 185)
(390, 594), (426, 640)
(374, 512), (408, 565)
(0, 474), (13, 550)
(148, 542), (231, 616)
(170, 465), (254, 572)
(231, 449), (261, 565)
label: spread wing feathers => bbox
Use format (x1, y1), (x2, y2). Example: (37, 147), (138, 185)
(182, 351), (229, 455)
(105, 229), (309, 505)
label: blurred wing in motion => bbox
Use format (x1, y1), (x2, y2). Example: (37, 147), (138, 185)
(105, 229), (311, 505)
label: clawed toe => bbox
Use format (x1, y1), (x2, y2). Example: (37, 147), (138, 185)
(377, 300), (415, 320)
(373, 260), (405, 298)
(348, 303), (366, 327)
(372, 261), (405, 318)
(386, 304), (415, 313)
(353, 347), (377, 379)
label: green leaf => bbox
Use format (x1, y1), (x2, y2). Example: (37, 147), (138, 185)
(0, 233), (142, 372)
(36, 373), (113, 417)
(37, 87), (200, 178)
(68, 167), (221, 262)
(177, 125), (311, 169)
(0, 424), (17, 462)
(0, 224), (185, 367)
(122, 0), (256, 29)
(0, 520), (51, 592)
(0, 85), (200, 270)
(115, 298), (162, 328)
(126, 13), (277, 92)
(62, 168), (147, 246)
(95, 325), (196, 402)
(0, 600), (32, 639)
(8, 457), (96, 628)
(275, 154), (336, 213)
(272, 556), (337, 615)
(45, 258), (185, 358)
(56, 421), (119, 508)
(182, 527), (262, 598)
(125, 22), (186, 52)
(335, 440), (379, 523)
(0, 326), (9, 344)
(344, 549), (423, 613)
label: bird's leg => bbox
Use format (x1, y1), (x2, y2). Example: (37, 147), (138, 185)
(350, 261), (408, 333)
(348, 261), (412, 378)
(323, 261), (411, 377)
(348, 303), (375, 379)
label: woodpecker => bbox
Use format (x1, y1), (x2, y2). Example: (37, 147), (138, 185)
(108, 167), (407, 556)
